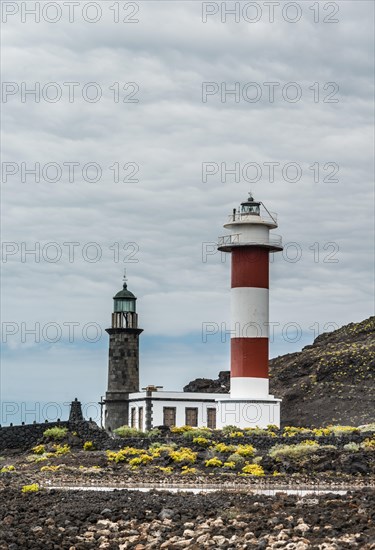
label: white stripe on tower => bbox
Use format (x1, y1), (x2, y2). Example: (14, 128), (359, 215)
(230, 247), (270, 399)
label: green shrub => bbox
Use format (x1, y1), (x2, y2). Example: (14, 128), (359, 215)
(149, 442), (177, 453)
(145, 428), (162, 438)
(22, 484), (39, 493)
(267, 424), (279, 432)
(227, 453), (245, 469)
(222, 425), (240, 435)
(43, 427), (68, 440)
(358, 423), (375, 433)
(83, 441), (95, 451)
(113, 426), (145, 438)
(183, 428), (213, 440)
(343, 442), (360, 452)
(244, 427), (273, 436)
(329, 425), (359, 436)
(269, 442), (320, 460)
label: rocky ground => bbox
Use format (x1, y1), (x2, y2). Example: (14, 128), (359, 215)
(1, 487), (375, 549)
(1, 428), (375, 548)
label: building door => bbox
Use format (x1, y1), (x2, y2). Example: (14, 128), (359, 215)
(163, 407), (176, 427)
(185, 407), (198, 427)
(138, 407), (144, 431)
(207, 408), (216, 429)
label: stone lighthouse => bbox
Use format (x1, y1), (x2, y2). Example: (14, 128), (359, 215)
(216, 194), (283, 428)
(104, 277), (143, 431)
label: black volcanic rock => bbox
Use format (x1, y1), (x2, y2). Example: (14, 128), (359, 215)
(184, 317), (374, 427)
(183, 370), (229, 393)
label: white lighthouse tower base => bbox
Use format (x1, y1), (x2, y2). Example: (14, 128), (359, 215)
(215, 397), (281, 429)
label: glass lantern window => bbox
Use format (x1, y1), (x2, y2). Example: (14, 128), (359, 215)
(114, 299), (136, 312)
(242, 204), (260, 215)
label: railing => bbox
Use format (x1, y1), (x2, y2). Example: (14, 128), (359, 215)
(218, 234), (282, 248)
(227, 211), (278, 225)
(218, 234), (240, 246)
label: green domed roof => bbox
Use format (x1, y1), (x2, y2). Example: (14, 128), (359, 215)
(113, 282), (136, 300)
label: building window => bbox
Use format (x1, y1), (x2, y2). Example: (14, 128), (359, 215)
(130, 407), (136, 428)
(163, 407), (176, 427)
(138, 407), (144, 431)
(207, 408), (216, 429)
(185, 407), (198, 427)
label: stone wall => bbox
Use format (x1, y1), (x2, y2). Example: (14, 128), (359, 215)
(0, 420), (118, 451)
(0, 421), (70, 451)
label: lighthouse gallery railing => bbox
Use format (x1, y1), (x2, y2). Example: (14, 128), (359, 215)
(218, 233), (282, 248)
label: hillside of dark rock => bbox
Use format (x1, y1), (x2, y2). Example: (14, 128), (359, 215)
(184, 317), (375, 427)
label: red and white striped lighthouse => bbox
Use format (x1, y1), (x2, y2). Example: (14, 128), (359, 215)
(217, 194), (282, 427)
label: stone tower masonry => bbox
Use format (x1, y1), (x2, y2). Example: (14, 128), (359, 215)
(104, 279), (143, 431)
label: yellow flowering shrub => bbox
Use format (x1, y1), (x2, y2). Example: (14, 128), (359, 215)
(223, 461), (236, 469)
(283, 426), (313, 437)
(169, 447), (197, 464)
(83, 441), (95, 451)
(40, 465), (60, 472)
(181, 466), (197, 475)
(328, 425), (359, 436)
(241, 464), (265, 476)
(129, 455), (153, 467)
(214, 442), (236, 454)
(192, 437), (210, 447)
(106, 447), (143, 462)
(22, 484), (39, 493)
(1, 465), (16, 473)
(361, 436), (375, 450)
(236, 444), (255, 457)
(32, 444), (46, 455)
(53, 444), (70, 456)
(229, 431), (244, 438)
(312, 427), (331, 437)
(205, 457), (223, 468)
(157, 466), (173, 474)
(170, 425), (193, 434)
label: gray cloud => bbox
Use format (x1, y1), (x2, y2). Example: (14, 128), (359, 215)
(2, 1), (374, 409)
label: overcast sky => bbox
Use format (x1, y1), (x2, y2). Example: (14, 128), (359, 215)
(1, 1), (374, 424)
